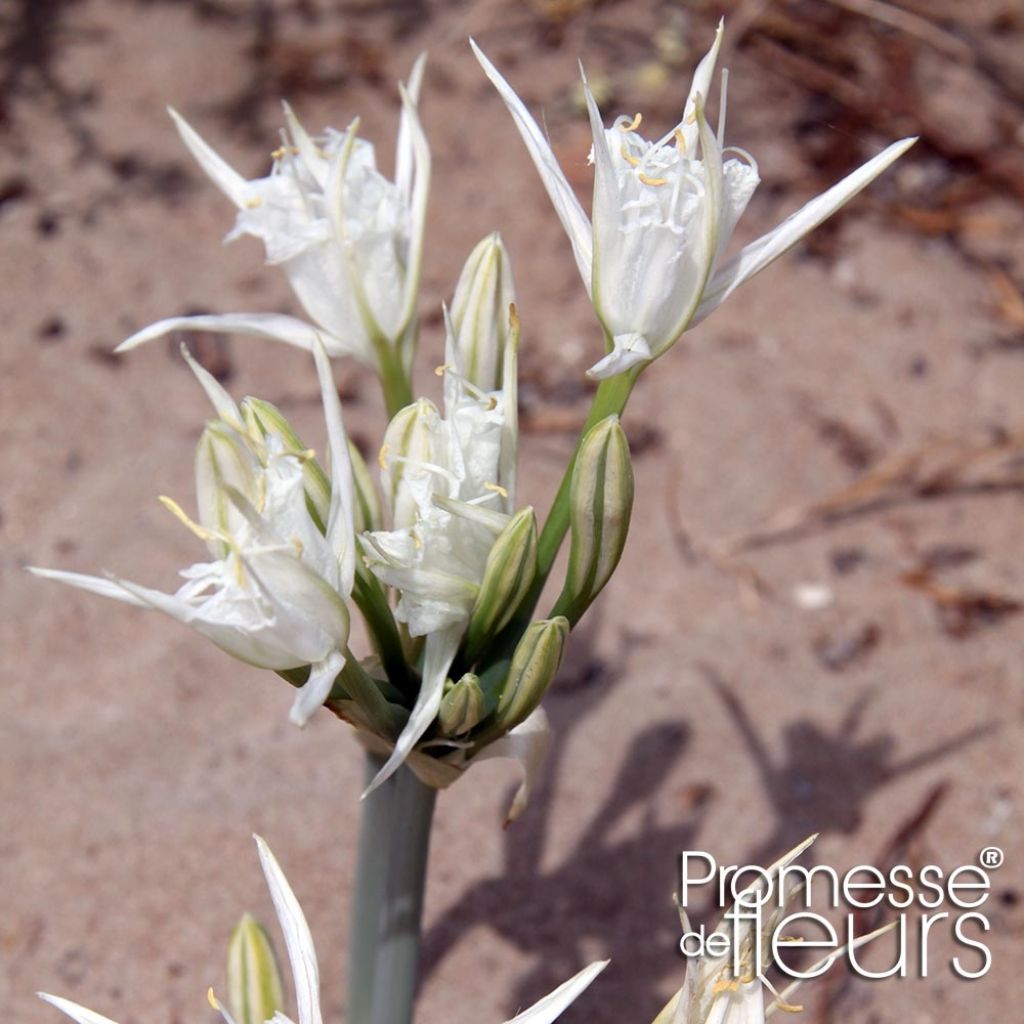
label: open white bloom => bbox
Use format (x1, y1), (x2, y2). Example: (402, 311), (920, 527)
(30, 343), (356, 726)
(38, 836), (607, 1024)
(472, 24), (915, 379)
(359, 312), (520, 790)
(116, 57), (430, 373)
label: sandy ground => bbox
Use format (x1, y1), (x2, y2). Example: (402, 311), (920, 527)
(3, 2), (1024, 1023)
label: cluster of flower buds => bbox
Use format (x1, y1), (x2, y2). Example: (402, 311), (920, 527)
(33, 20), (913, 810)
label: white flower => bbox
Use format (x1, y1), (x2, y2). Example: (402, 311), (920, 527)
(30, 342), (356, 727)
(116, 57), (430, 373)
(472, 24), (915, 379)
(38, 836), (607, 1024)
(358, 311), (519, 791)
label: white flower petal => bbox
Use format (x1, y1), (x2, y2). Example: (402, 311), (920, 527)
(115, 313), (354, 358)
(180, 342), (241, 424)
(396, 53), (428, 203)
(254, 837), (323, 1024)
(363, 626), (461, 797)
(503, 960), (609, 1024)
(586, 332), (652, 380)
(396, 81), (432, 341)
(475, 707), (552, 825)
(680, 20), (724, 151)
(27, 567), (151, 608)
(693, 137), (917, 325)
(169, 107), (250, 209)
(38, 994), (121, 1024)
(471, 39), (593, 288)
(289, 648), (346, 727)
(312, 337), (357, 595)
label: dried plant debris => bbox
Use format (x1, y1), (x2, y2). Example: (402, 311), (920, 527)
(900, 566), (1021, 638)
(812, 620), (881, 671)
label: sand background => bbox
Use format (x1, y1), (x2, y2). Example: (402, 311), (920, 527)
(2, 1), (1024, 1022)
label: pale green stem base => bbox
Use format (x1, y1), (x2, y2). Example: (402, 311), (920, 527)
(347, 752), (437, 1024)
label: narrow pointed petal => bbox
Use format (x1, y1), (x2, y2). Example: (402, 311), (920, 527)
(254, 837), (323, 1024)
(38, 995), (121, 1024)
(681, 20), (724, 148)
(282, 102), (328, 188)
(693, 137), (916, 325)
(115, 313), (354, 359)
(289, 649), (346, 727)
(471, 39), (593, 286)
(312, 337), (356, 595)
(395, 53), (428, 202)
(180, 342), (240, 424)
(503, 960), (609, 1024)
(27, 567), (151, 608)
(396, 81), (431, 338)
(475, 707), (552, 825)
(581, 68), (619, 305)
(169, 108), (250, 209)
(363, 626), (461, 797)
(586, 332), (651, 380)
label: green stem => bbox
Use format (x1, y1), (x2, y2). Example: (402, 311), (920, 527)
(373, 334), (414, 419)
(348, 752), (436, 1024)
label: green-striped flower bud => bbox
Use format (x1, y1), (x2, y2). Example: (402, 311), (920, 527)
(241, 396), (331, 531)
(450, 232), (516, 391)
(553, 415), (633, 625)
(490, 616), (569, 735)
(226, 912), (285, 1024)
(462, 506), (538, 665)
(439, 672), (485, 736)
(378, 397), (439, 530)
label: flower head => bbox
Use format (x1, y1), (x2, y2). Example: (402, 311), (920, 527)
(30, 342), (356, 726)
(472, 23), (914, 379)
(116, 58), (430, 375)
(38, 837), (607, 1024)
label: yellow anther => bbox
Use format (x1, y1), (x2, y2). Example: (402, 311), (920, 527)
(638, 172), (668, 187)
(378, 443), (390, 470)
(674, 128), (687, 154)
(271, 146), (287, 160)
(619, 144), (641, 167)
(777, 1000), (805, 1014)
(484, 482), (509, 498)
(711, 978), (740, 995)
(484, 396), (497, 410)
(412, 530), (423, 551)
(434, 363), (453, 377)
(207, 988), (221, 1011)
(245, 196), (265, 209)
(685, 109), (698, 125)
(256, 475), (267, 514)
(620, 112), (643, 132)
(291, 536), (304, 559)
(160, 496), (217, 542)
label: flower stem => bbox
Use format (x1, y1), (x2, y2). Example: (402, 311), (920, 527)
(373, 334), (415, 419)
(347, 752), (436, 1024)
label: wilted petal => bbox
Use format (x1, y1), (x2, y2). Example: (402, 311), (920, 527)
(586, 331), (651, 380)
(475, 706), (552, 825)
(289, 648), (346, 727)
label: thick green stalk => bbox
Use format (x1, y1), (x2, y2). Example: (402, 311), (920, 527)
(373, 334), (414, 418)
(347, 752), (436, 1024)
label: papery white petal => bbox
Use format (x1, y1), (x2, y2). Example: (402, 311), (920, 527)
(115, 313), (353, 358)
(680, 19), (724, 152)
(396, 53), (428, 204)
(312, 337), (356, 595)
(471, 40), (594, 289)
(38, 994), (121, 1024)
(693, 137), (917, 325)
(586, 332), (652, 380)
(254, 837), (323, 1024)
(396, 81), (431, 340)
(581, 69), (620, 310)
(475, 707), (552, 825)
(180, 342), (241, 424)
(363, 626), (461, 797)
(503, 960), (609, 1024)
(169, 107), (250, 209)
(282, 102), (329, 189)
(289, 648), (346, 727)
(27, 567), (151, 608)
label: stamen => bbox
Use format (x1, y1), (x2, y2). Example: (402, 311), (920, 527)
(256, 475), (267, 514)
(620, 143), (641, 167)
(434, 363), (453, 377)
(412, 529), (423, 551)
(244, 196), (264, 209)
(638, 172), (668, 187)
(160, 496), (218, 542)
(271, 146), (287, 161)
(207, 988), (222, 1011)
(673, 128), (687, 155)
(484, 482), (509, 498)
(378, 443), (390, 470)
(619, 112), (643, 132)
(291, 536), (304, 559)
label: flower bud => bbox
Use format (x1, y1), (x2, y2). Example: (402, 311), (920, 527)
(439, 672), (485, 736)
(491, 616), (569, 734)
(241, 397), (331, 530)
(462, 506), (537, 665)
(450, 232), (516, 391)
(227, 912), (285, 1024)
(554, 415), (633, 625)
(378, 397), (439, 530)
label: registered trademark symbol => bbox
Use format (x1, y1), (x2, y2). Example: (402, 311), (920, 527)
(979, 846), (1004, 869)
